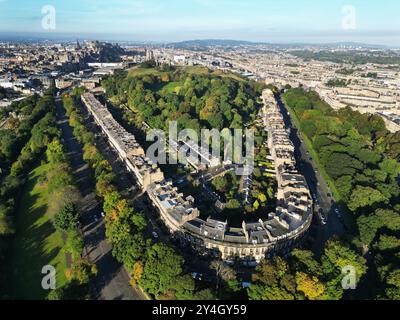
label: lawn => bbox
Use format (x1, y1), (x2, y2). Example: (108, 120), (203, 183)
(158, 81), (181, 95)
(9, 163), (68, 299)
(212, 69), (246, 82)
(180, 65), (211, 76)
(127, 67), (164, 78)
(127, 66), (246, 86)
(182, 66), (246, 82)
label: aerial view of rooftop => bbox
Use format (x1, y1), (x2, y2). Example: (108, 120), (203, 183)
(0, 0), (399, 310)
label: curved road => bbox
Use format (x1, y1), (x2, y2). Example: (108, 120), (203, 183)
(276, 95), (345, 255)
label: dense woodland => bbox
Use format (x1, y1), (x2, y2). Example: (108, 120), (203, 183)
(249, 238), (367, 300)
(102, 64), (265, 132)
(283, 88), (400, 299)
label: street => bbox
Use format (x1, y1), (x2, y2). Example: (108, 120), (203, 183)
(276, 95), (345, 255)
(56, 98), (147, 300)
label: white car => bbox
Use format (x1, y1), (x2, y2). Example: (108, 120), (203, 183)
(318, 211), (327, 225)
(191, 272), (203, 281)
(152, 231), (159, 239)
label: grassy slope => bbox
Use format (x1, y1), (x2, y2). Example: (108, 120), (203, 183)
(183, 65), (246, 82)
(128, 67), (164, 78)
(128, 65), (246, 82)
(10, 163), (67, 299)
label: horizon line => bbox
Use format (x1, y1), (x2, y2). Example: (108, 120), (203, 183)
(0, 32), (398, 49)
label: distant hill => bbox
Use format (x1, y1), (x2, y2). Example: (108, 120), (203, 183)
(0, 33), (396, 49)
(167, 39), (260, 49)
(165, 39), (394, 50)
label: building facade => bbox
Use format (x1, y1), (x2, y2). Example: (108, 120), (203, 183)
(82, 91), (313, 264)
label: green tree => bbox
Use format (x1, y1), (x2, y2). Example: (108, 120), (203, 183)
(53, 203), (79, 232)
(386, 269), (400, 300)
(173, 274), (196, 300)
(140, 243), (184, 297)
(348, 186), (387, 212)
(212, 175), (228, 193)
(226, 199), (241, 210)
(193, 289), (217, 300)
(68, 259), (98, 285)
(46, 139), (67, 164)
(358, 209), (400, 248)
(249, 257), (296, 300)
(291, 249), (322, 276)
(64, 230), (84, 260)
(321, 239), (367, 284)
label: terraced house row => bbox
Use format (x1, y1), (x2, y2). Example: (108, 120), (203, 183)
(82, 91), (313, 264)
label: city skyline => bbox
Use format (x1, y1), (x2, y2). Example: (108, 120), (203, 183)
(0, 0), (399, 46)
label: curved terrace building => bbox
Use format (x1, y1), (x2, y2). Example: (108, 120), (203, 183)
(81, 89), (313, 264)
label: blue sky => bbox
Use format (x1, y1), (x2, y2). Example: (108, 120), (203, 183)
(0, 0), (399, 45)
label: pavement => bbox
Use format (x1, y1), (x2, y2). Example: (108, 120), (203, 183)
(275, 95), (345, 255)
(55, 98), (147, 300)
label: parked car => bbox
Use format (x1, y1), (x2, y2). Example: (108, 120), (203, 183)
(318, 209), (327, 225)
(191, 272), (203, 281)
(312, 194), (317, 201)
(152, 231), (159, 239)
(335, 208), (342, 218)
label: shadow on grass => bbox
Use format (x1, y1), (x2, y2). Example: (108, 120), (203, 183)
(9, 166), (68, 300)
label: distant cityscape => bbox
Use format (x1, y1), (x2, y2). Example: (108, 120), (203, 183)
(2, 40), (400, 131)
